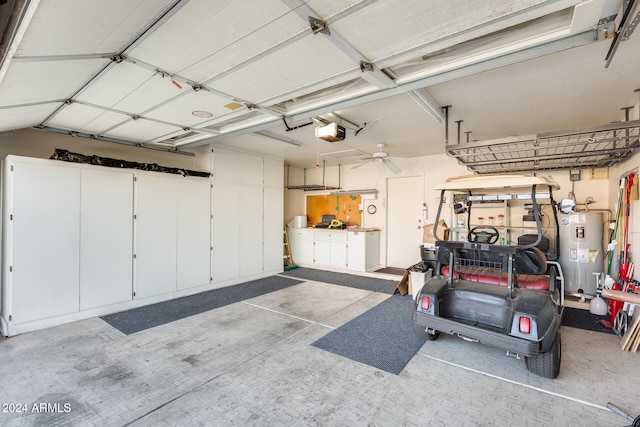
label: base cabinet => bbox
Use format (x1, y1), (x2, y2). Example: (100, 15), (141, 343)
(348, 231), (380, 272)
(288, 228), (380, 272)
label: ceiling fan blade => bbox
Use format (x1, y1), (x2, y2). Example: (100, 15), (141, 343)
(384, 159), (401, 174)
(350, 163), (368, 170)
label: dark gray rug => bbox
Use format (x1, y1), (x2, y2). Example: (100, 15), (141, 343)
(281, 267), (398, 294)
(374, 267), (406, 275)
(562, 307), (614, 334)
(312, 295), (424, 375)
(101, 276), (303, 335)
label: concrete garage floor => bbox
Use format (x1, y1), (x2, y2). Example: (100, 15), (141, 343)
(0, 275), (638, 426)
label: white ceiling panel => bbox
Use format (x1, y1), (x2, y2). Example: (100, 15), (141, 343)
(129, 0), (307, 82)
(104, 118), (184, 142)
(0, 0), (635, 172)
(144, 90), (241, 126)
(77, 63), (186, 115)
(46, 103), (130, 135)
(209, 34), (358, 104)
(16, 0), (176, 56)
(0, 58), (109, 106)
(76, 61), (165, 111)
(0, 103), (61, 131)
(331, 0), (576, 62)
(305, 0), (373, 18)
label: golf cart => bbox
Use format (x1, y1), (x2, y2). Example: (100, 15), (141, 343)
(412, 175), (565, 378)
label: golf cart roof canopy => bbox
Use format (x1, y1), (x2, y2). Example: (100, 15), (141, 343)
(434, 175), (560, 191)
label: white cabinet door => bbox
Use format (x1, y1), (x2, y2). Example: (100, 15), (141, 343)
(297, 239), (314, 265)
(134, 174), (177, 298)
(347, 232), (365, 271)
(241, 154), (263, 186)
(263, 186), (283, 272)
(211, 181), (240, 282)
(288, 229), (313, 266)
(331, 242), (348, 269)
(177, 179), (211, 290)
(263, 158), (283, 188)
(212, 149), (241, 183)
(80, 169), (133, 310)
(347, 231), (380, 271)
(12, 161), (80, 323)
(240, 185), (263, 276)
(313, 240), (331, 266)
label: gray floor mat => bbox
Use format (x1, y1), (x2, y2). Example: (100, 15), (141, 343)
(101, 276), (303, 335)
(312, 295), (424, 375)
(281, 267), (398, 294)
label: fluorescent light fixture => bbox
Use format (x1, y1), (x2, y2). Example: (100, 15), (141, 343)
(330, 189), (377, 196)
(397, 27), (579, 85)
(407, 89), (445, 123)
(256, 131), (301, 147)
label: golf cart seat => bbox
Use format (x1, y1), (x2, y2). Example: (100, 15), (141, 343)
(440, 246), (551, 291)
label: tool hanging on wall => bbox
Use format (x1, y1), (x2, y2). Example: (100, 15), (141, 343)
(606, 179), (624, 280)
(602, 174), (634, 329)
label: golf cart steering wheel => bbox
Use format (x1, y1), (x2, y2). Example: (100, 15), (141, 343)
(468, 226), (500, 244)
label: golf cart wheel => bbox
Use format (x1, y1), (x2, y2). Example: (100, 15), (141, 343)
(426, 330), (440, 341)
(412, 318), (440, 341)
(525, 332), (561, 378)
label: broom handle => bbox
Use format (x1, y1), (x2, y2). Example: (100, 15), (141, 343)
(602, 288), (640, 305)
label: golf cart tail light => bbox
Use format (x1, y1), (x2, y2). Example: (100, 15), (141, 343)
(519, 316), (531, 334)
(421, 296), (431, 310)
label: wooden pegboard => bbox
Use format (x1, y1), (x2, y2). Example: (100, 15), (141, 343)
(306, 194), (362, 227)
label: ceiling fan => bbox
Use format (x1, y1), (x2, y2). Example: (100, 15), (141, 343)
(352, 143), (401, 174)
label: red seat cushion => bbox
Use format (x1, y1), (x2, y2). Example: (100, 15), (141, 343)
(441, 266), (550, 290)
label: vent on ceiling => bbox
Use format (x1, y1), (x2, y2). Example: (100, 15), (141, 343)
(154, 131), (201, 146)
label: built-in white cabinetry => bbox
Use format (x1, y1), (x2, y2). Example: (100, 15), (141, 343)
(288, 228), (314, 265)
(176, 178), (211, 290)
(80, 169), (133, 310)
(1, 150), (284, 336)
(240, 185), (263, 276)
(211, 181), (241, 282)
(287, 228), (380, 272)
(6, 161), (81, 324)
(263, 158), (284, 273)
(134, 174), (178, 299)
(347, 231), (381, 272)
(314, 230), (348, 269)
(210, 148), (284, 287)
(263, 186), (284, 272)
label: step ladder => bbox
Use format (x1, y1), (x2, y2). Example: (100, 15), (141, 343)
(283, 222), (294, 268)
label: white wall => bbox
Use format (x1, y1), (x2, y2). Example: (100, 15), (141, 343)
(0, 128), (202, 171)
(284, 151), (620, 268)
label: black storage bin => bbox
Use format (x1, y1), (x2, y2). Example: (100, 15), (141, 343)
(420, 245), (439, 272)
(517, 234), (549, 252)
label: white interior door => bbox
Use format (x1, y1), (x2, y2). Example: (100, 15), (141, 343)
(387, 175), (424, 268)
